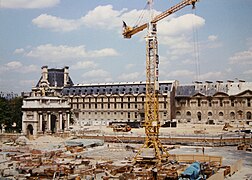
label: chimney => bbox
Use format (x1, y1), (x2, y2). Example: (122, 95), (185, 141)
(227, 80), (234, 90)
(64, 66), (69, 86)
(216, 80), (223, 92)
(41, 66), (48, 81)
(238, 79), (245, 90)
(194, 81), (202, 91)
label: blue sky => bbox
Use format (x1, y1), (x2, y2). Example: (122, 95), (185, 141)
(0, 0), (252, 94)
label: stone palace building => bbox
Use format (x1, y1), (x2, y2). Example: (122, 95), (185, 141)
(22, 66), (252, 136)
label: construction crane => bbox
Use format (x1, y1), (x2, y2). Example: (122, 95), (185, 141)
(122, 0), (198, 164)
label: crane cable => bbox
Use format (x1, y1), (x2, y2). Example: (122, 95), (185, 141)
(192, 8), (201, 82)
(133, 1), (149, 28)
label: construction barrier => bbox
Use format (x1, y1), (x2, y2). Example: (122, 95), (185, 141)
(169, 154), (222, 166)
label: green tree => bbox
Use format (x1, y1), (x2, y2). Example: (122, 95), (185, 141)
(0, 97), (12, 132)
(0, 97), (23, 133)
(9, 97), (23, 132)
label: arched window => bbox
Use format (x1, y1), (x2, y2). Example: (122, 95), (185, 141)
(230, 112), (235, 119)
(208, 112), (213, 117)
(247, 111), (251, 120)
(186, 111), (191, 122)
(219, 112), (224, 116)
(27, 124), (33, 135)
(197, 112), (202, 121)
(176, 111), (181, 118)
(186, 111), (191, 117)
(238, 110), (243, 119)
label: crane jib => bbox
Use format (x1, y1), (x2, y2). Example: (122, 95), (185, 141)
(122, 0), (197, 39)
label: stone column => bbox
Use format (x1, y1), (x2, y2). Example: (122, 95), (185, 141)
(39, 113), (43, 132)
(59, 112), (63, 130)
(48, 112), (51, 131)
(67, 113), (70, 130)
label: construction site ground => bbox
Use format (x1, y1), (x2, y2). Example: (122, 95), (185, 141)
(0, 123), (251, 179)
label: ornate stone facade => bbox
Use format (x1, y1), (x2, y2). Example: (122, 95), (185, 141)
(22, 66), (73, 136)
(22, 66), (252, 135)
(22, 96), (71, 136)
(62, 81), (177, 126)
(175, 81), (252, 125)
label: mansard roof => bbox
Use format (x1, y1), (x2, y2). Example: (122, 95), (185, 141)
(36, 68), (74, 88)
(62, 81), (174, 96)
(176, 81), (252, 97)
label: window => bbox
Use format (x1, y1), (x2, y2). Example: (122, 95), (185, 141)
(128, 112), (130, 119)
(230, 112), (235, 119)
(198, 99), (201, 107)
(121, 103), (123, 109)
(128, 103), (130, 109)
(208, 100), (212, 107)
(135, 112), (137, 118)
(231, 100), (234, 107)
(197, 112), (201, 121)
(248, 98), (251, 107)
(247, 112), (251, 120)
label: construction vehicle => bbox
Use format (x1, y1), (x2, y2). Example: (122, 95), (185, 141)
(112, 123), (131, 132)
(122, 0), (198, 164)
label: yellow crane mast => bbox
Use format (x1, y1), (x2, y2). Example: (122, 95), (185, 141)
(122, 0), (198, 164)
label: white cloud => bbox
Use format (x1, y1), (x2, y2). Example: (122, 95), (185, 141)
(5, 61), (23, 69)
(229, 48), (252, 65)
(208, 35), (218, 42)
(82, 69), (112, 82)
(32, 14), (81, 32)
(82, 5), (126, 30)
(161, 35), (194, 60)
(25, 44), (119, 61)
(118, 72), (142, 82)
(89, 48), (119, 57)
(166, 70), (195, 78)
(31, 5), (203, 37)
(14, 48), (25, 54)
(72, 61), (97, 70)
(0, 61), (39, 73)
(199, 71), (224, 81)
(158, 14), (205, 36)
(1, 0), (60, 9)
(125, 64), (135, 70)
